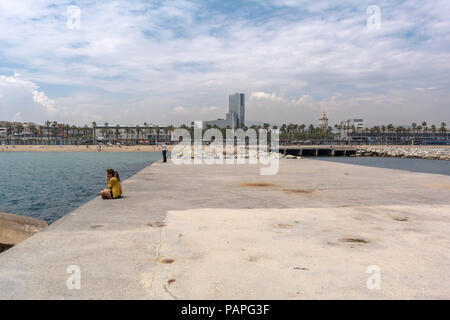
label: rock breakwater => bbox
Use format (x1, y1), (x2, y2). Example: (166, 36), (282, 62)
(355, 146), (450, 160)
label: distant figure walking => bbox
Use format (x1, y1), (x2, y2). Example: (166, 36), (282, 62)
(162, 142), (167, 162)
(100, 169), (123, 199)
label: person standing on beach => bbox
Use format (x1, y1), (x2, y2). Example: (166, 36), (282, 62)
(162, 142), (167, 162)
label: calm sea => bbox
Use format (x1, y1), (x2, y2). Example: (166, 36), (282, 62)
(314, 156), (450, 176)
(0, 152), (161, 223)
(1, 153), (448, 224)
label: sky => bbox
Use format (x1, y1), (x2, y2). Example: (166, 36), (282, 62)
(0, 0), (449, 127)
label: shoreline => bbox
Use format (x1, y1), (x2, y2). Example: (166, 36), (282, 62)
(0, 145), (176, 152)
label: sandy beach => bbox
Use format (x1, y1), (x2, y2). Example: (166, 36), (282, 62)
(0, 145), (175, 152)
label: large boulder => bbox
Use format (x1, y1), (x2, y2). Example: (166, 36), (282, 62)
(0, 212), (48, 253)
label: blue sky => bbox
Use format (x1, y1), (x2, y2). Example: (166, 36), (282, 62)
(0, 0), (449, 126)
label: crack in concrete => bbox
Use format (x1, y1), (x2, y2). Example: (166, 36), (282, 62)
(164, 284), (178, 300)
(147, 227), (163, 293)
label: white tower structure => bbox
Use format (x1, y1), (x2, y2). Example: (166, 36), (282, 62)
(319, 111), (329, 130)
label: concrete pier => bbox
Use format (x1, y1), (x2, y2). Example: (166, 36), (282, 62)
(0, 159), (449, 299)
(278, 146), (357, 157)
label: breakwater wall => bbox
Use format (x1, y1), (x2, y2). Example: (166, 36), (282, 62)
(355, 146), (450, 160)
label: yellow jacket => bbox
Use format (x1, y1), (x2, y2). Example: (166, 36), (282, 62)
(107, 177), (123, 199)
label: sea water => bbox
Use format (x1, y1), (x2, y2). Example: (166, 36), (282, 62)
(0, 152), (161, 223)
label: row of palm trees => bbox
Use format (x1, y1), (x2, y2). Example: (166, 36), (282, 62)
(279, 123), (334, 140)
(335, 122), (448, 135)
(92, 122), (174, 142)
(172, 122), (334, 141)
(4, 121), (176, 144)
(3, 120), (448, 144)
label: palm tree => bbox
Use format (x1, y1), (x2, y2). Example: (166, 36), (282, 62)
(51, 121), (58, 142)
(130, 129), (136, 143)
(167, 125), (174, 143)
(115, 125), (121, 142)
(29, 124), (37, 141)
(431, 124), (436, 134)
(125, 127), (130, 141)
(63, 124), (70, 143)
(156, 126), (161, 143)
(135, 125), (141, 143)
(143, 122), (150, 142)
(71, 125), (77, 143)
(386, 124), (394, 133)
(83, 125), (89, 140)
(103, 122), (109, 141)
(16, 124), (24, 143)
(92, 121), (97, 144)
(45, 120), (51, 142)
(440, 122), (447, 134)
(422, 122), (427, 133)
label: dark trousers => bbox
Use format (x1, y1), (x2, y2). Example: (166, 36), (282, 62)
(162, 150), (167, 162)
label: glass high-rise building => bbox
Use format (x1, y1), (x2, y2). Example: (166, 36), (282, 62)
(203, 93), (246, 129)
(228, 93), (245, 128)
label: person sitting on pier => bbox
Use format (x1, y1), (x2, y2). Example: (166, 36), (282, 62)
(100, 169), (123, 199)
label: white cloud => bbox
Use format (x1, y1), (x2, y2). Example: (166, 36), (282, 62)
(173, 106), (187, 114)
(0, 0), (449, 125)
(12, 112), (22, 122)
(0, 74), (101, 124)
(415, 87), (441, 92)
(32, 90), (59, 114)
(250, 92), (284, 102)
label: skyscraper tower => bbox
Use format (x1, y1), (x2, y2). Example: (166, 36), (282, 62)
(203, 93), (246, 129)
(229, 93), (245, 128)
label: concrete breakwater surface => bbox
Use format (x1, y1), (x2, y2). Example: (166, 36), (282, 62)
(0, 159), (449, 299)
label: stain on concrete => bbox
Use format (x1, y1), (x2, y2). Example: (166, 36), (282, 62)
(339, 238), (369, 244)
(168, 279), (176, 286)
(240, 182), (276, 188)
(283, 189), (315, 194)
(425, 184), (450, 190)
(293, 267), (309, 270)
(275, 223), (294, 229)
(90, 225), (104, 229)
(393, 216), (409, 222)
(147, 221), (166, 228)
(160, 258), (175, 264)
